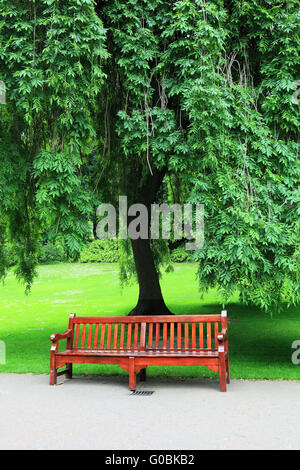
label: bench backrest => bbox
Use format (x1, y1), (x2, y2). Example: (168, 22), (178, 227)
(68, 313), (227, 352)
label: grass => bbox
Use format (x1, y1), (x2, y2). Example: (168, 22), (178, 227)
(0, 262), (299, 381)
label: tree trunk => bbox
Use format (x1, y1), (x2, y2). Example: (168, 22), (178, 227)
(128, 237), (173, 316)
(126, 165), (173, 316)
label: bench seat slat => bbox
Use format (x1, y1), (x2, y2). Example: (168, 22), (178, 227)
(57, 349), (220, 357)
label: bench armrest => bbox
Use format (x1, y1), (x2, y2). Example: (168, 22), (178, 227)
(217, 328), (228, 343)
(50, 329), (72, 342)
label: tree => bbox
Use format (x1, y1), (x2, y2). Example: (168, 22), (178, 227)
(0, 0), (108, 288)
(0, 0), (299, 315)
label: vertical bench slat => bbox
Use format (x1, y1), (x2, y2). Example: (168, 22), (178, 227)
(94, 323), (99, 348)
(140, 322), (146, 351)
(156, 323), (160, 349)
(87, 324), (93, 349)
(107, 324), (112, 349)
(177, 323), (181, 350)
(214, 322), (219, 349)
(207, 323), (211, 349)
(170, 323), (174, 349)
(199, 323), (203, 349)
(74, 323), (80, 348)
(113, 324), (119, 349)
(120, 324), (125, 349)
(100, 324), (105, 349)
(127, 324), (132, 349)
(163, 323), (167, 349)
(134, 323), (139, 349)
(184, 323), (189, 350)
(192, 323), (196, 349)
(148, 323), (153, 348)
(81, 324), (86, 348)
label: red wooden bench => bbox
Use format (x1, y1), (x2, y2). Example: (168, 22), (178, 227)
(50, 311), (230, 391)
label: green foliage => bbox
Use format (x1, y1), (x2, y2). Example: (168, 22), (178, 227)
(171, 247), (193, 263)
(33, 151), (94, 258)
(2, 242), (17, 268)
(0, 0), (299, 314)
(104, 0), (299, 313)
(80, 239), (119, 263)
(0, 0), (107, 287)
(118, 238), (137, 286)
(178, 0), (300, 313)
(38, 243), (66, 264)
(3, 241), (66, 265)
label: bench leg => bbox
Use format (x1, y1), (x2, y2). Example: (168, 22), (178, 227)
(66, 363), (72, 379)
(226, 354), (230, 384)
(219, 355), (227, 392)
(129, 357), (136, 391)
(50, 348), (57, 385)
(139, 367), (147, 382)
(50, 368), (57, 385)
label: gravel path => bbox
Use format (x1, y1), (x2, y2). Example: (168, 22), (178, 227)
(0, 373), (299, 450)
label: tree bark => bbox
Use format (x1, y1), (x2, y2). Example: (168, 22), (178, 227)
(127, 166), (173, 316)
(128, 237), (173, 316)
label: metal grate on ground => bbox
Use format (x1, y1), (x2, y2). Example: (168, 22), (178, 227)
(130, 390), (154, 396)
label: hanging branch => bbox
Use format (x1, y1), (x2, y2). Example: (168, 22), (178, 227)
(93, 95), (110, 193)
(32, 1), (37, 66)
(143, 71), (156, 176)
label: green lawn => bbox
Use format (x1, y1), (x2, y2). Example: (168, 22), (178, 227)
(0, 263), (299, 380)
